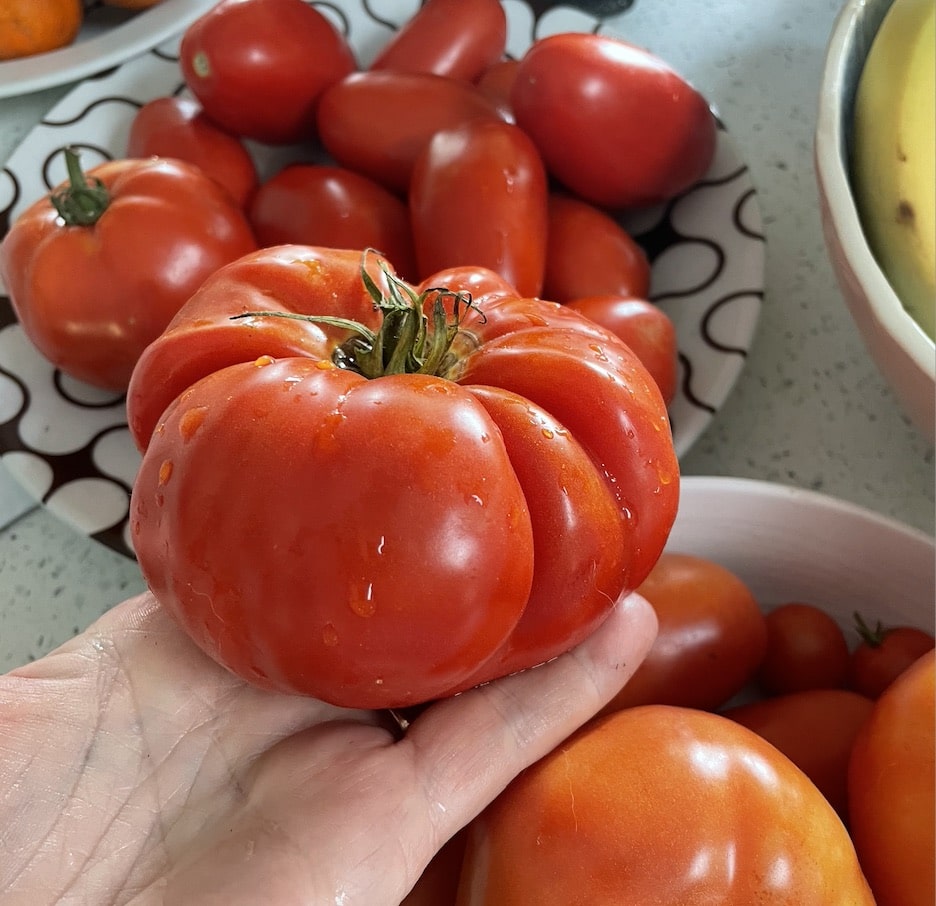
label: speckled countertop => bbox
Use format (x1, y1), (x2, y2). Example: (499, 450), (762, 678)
(1, 0), (933, 670)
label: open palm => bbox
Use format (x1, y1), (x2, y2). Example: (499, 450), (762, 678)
(0, 590), (655, 905)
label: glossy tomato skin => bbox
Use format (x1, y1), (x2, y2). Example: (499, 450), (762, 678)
(0, 156), (256, 391)
(543, 194), (651, 302)
(180, 0), (356, 144)
(248, 164), (417, 281)
(723, 688), (875, 821)
(847, 616), (935, 698)
(848, 649), (935, 906)
(566, 295), (677, 404)
(128, 247), (678, 708)
(126, 96), (259, 207)
(369, 0), (506, 83)
(457, 705), (875, 905)
(410, 119), (548, 297)
(597, 552), (767, 715)
(475, 59), (519, 121)
(511, 33), (717, 208)
(316, 71), (505, 194)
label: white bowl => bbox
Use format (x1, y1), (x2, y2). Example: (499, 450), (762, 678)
(815, 0), (935, 441)
(669, 476), (934, 635)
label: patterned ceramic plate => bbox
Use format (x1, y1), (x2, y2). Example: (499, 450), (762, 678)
(0, 0), (765, 558)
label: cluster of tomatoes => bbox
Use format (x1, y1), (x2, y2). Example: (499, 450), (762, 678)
(405, 551), (936, 904)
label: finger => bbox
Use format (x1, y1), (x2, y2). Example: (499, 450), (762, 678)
(401, 591), (658, 842)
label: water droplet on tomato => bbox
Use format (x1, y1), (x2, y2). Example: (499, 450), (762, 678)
(253, 355), (275, 368)
(158, 460), (173, 486)
(541, 427), (554, 440)
(322, 623), (339, 647)
(466, 493), (484, 507)
(178, 406), (207, 442)
(350, 583), (376, 617)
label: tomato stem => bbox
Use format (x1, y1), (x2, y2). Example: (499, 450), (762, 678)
(232, 251), (482, 379)
(853, 611), (890, 647)
(50, 147), (110, 227)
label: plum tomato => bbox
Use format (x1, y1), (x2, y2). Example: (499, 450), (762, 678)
(511, 32), (717, 208)
(179, 0), (356, 144)
(598, 552), (767, 715)
(847, 611), (935, 698)
(757, 602), (850, 695)
(475, 58), (520, 121)
(457, 705), (875, 904)
(566, 296), (677, 404)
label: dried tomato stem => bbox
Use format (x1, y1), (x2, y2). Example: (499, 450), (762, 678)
(50, 147), (110, 227)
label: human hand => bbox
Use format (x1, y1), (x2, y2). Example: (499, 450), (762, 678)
(0, 590), (656, 905)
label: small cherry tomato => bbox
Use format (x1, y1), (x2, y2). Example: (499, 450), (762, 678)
(180, 0), (357, 144)
(566, 296), (677, 404)
(248, 164), (417, 281)
(723, 688), (874, 821)
(542, 193), (651, 302)
(409, 118), (548, 296)
(847, 611), (935, 698)
(316, 70), (505, 194)
(369, 0), (506, 83)
(757, 602), (850, 695)
(599, 552), (767, 715)
(848, 650), (935, 906)
(126, 96), (259, 207)
(511, 32), (717, 208)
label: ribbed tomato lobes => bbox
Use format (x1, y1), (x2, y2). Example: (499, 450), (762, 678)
(128, 246), (679, 709)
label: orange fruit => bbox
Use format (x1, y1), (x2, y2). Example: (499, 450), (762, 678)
(0, 0), (84, 60)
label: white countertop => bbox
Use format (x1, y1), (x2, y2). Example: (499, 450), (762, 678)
(1, 0), (933, 670)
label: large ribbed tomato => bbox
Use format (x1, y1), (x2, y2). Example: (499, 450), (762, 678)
(127, 246), (678, 709)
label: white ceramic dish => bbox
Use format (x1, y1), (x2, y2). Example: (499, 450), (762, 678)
(667, 476), (935, 635)
(815, 0), (935, 441)
(0, 0), (217, 99)
(0, 1), (764, 558)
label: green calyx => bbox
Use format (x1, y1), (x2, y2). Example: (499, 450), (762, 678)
(50, 146), (110, 227)
(233, 253), (482, 380)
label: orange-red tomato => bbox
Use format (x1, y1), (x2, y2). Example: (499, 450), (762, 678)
(757, 601), (850, 694)
(847, 612), (935, 698)
(475, 59), (519, 121)
(599, 552), (767, 715)
(566, 295), (678, 404)
(457, 705), (875, 904)
(722, 688), (874, 821)
(542, 193), (651, 303)
(848, 649), (935, 906)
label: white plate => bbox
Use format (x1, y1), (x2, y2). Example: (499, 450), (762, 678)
(0, 0), (217, 99)
(0, 0), (765, 558)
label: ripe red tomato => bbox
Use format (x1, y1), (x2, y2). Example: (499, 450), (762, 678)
(0, 150), (256, 391)
(757, 602), (850, 694)
(542, 193), (651, 302)
(179, 0), (356, 145)
(369, 0), (506, 83)
(316, 71), (505, 194)
(598, 552), (767, 715)
(723, 688), (874, 821)
(410, 118), (548, 297)
(847, 612), (935, 698)
(248, 164), (417, 281)
(566, 296), (677, 404)
(458, 705), (875, 904)
(126, 246), (678, 708)
(511, 32), (717, 208)
(125, 96), (259, 208)
(475, 59), (519, 121)
(848, 650), (935, 906)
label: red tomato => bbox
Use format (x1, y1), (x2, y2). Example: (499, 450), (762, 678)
(179, 0), (356, 145)
(566, 296), (677, 404)
(723, 689), (874, 821)
(511, 32), (717, 208)
(402, 829), (466, 906)
(126, 246), (678, 709)
(475, 58), (519, 121)
(125, 95), (259, 208)
(542, 193), (651, 302)
(848, 650), (935, 906)
(847, 611), (935, 698)
(757, 602), (850, 695)
(598, 552), (767, 715)
(369, 0), (506, 83)
(409, 118), (548, 297)
(457, 705), (875, 904)
(0, 149), (256, 391)
(248, 164), (417, 281)
(316, 70), (505, 194)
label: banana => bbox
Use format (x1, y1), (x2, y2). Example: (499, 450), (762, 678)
(852, 0), (935, 341)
